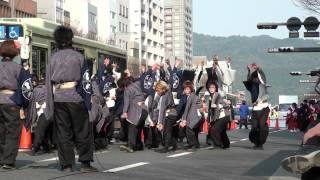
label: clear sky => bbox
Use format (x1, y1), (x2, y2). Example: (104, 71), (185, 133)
(193, 0), (315, 39)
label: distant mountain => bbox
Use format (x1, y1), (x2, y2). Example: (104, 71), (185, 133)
(193, 33), (320, 104)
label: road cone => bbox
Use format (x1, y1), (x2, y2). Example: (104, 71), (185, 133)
(274, 118), (280, 130)
(230, 120), (236, 130)
(140, 129), (144, 142)
(19, 125), (32, 151)
(202, 118), (209, 134)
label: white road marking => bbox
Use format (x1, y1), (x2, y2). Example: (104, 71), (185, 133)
(37, 150), (110, 163)
(270, 129), (285, 134)
(201, 146), (214, 150)
(167, 152), (193, 158)
(240, 138), (249, 141)
(103, 162), (150, 173)
(230, 141), (237, 144)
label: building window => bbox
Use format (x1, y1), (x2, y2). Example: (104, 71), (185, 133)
(123, 6), (125, 17)
(165, 8), (172, 14)
(120, 5), (122, 16)
(56, 7), (63, 24)
(165, 37), (172, 41)
(126, 8), (128, 18)
(64, 10), (70, 26)
(165, 15), (172, 21)
(119, 22), (122, 32)
(125, 25), (128, 33)
(56, 0), (63, 8)
(110, 11), (116, 19)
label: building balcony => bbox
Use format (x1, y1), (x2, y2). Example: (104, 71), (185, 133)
(141, 45), (146, 51)
(141, 31), (146, 38)
(164, 26), (172, 30)
(141, 17), (146, 25)
(141, 4), (146, 12)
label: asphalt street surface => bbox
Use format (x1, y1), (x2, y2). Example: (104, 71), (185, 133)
(0, 129), (303, 180)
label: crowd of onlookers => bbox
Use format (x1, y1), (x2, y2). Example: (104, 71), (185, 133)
(285, 100), (320, 134)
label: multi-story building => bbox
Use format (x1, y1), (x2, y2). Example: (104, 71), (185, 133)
(0, 0), (37, 18)
(114, 0), (129, 50)
(164, 0), (193, 69)
(128, 0), (165, 76)
(38, 0), (129, 50)
(38, 0), (99, 40)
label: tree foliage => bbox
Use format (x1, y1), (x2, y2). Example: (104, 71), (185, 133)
(293, 0), (320, 14)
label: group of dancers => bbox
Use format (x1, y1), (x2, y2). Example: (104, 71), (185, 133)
(0, 25), (271, 172)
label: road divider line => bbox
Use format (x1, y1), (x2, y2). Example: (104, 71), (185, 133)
(103, 162), (150, 173)
(270, 129), (285, 134)
(167, 152), (193, 158)
(37, 150), (110, 163)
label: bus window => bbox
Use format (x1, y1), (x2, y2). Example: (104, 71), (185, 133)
(74, 47), (84, 55)
(86, 58), (94, 76)
(32, 46), (48, 80)
(50, 42), (57, 56)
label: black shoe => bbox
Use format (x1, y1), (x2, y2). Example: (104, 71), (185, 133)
(28, 147), (40, 156)
(188, 146), (198, 152)
(155, 147), (169, 153)
(183, 145), (192, 150)
(170, 145), (178, 151)
(134, 145), (144, 151)
(80, 162), (98, 173)
(253, 145), (263, 150)
(2, 164), (16, 170)
(60, 165), (73, 172)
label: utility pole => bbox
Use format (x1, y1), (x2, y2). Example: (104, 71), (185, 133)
(10, 0), (15, 18)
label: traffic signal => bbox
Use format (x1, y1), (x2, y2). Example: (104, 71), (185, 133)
(306, 70), (320, 76)
(278, 47), (294, 52)
(289, 71), (302, 76)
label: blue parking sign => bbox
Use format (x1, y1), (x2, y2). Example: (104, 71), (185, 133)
(8, 25), (20, 39)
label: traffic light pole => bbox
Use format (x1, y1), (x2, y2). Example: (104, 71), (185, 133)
(257, 22), (287, 29)
(268, 47), (320, 53)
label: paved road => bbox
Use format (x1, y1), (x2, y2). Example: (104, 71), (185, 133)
(0, 129), (303, 180)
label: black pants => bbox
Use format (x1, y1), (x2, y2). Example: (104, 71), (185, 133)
(144, 126), (161, 148)
(106, 109), (115, 141)
(127, 110), (147, 150)
(163, 115), (178, 148)
(33, 114), (53, 151)
(186, 125), (201, 147)
(301, 167), (320, 180)
(210, 116), (230, 148)
(119, 118), (129, 142)
(53, 102), (93, 166)
(250, 107), (270, 147)
(0, 104), (21, 165)
(239, 118), (248, 129)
